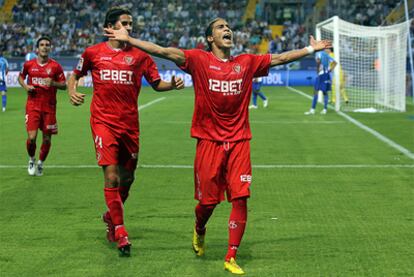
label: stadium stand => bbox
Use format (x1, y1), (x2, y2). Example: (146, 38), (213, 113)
(0, 0), (412, 58)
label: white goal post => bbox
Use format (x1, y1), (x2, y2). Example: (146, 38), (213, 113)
(316, 16), (409, 112)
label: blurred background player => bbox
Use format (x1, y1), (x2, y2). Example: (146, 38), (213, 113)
(105, 17), (331, 274)
(305, 48), (336, 115)
(25, 45), (37, 62)
(68, 6), (184, 257)
(327, 48), (349, 105)
(249, 77), (268, 109)
(18, 36), (66, 176)
(0, 50), (9, 112)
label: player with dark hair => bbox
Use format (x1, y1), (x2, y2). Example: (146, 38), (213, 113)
(67, 6), (184, 257)
(18, 36), (66, 176)
(105, 17), (331, 272)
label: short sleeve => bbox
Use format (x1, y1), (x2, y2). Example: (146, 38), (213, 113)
(55, 63), (66, 83)
(251, 54), (272, 78)
(19, 62), (29, 79)
(73, 48), (92, 77)
(177, 49), (202, 74)
(143, 55), (161, 85)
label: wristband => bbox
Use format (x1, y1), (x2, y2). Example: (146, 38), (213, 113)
(305, 45), (315, 54)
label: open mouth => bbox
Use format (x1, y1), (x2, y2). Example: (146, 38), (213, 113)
(223, 33), (232, 42)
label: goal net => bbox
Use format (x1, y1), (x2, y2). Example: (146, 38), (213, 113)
(316, 16), (409, 112)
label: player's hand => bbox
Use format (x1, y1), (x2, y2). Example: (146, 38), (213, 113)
(104, 27), (130, 42)
(69, 91), (86, 106)
(26, 85), (36, 93)
(309, 35), (332, 51)
(171, 76), (184, 90)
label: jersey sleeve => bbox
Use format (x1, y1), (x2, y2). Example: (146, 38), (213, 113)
(177, 49), (202, 74)
(143, 55), (161, 85)
(19, 62), (29, 79)
(55, 63), (66, 83)
(73, 48), (92, 77)
(251, 54), (272, 77)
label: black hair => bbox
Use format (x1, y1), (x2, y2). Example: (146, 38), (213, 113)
(205, 18), (225, 51)
(36, 36), (52, 48)
(104, 6), (132, 28)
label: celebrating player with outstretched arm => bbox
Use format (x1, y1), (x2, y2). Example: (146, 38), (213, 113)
(18, 36), (67, 176)
(105, 17), (331, 273)
(67, 6), (184, 257)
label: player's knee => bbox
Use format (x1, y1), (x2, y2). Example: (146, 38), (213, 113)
(105, 173), (120, 187)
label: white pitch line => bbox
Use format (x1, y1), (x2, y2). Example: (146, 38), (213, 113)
(0, 164), (413, 169)
(165, 120), (345, 125)
(139, 97), (166, 110)
(287, 86), (414, 160)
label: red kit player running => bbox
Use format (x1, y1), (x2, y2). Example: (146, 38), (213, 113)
(67, 7), (184, 257)
(18, 36), (67, 177)
(105, 17), (331, 272)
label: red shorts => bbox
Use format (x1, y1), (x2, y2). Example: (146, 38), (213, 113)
(25, 110), (58, 134)
(90, 118), (139, 171)
(194, 139), (252, 205)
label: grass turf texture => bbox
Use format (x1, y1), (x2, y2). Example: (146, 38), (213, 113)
(0, 86), (413, 276)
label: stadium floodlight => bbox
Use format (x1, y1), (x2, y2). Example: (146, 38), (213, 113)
(316, 16), (409, 112)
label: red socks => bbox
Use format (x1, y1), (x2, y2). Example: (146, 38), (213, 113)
(225, 198), (247, 261)
(195, 203), (216, 235)
(39, 142), (51, 162)
(104, 187), (124, 226)
(26, 139), (36, 158)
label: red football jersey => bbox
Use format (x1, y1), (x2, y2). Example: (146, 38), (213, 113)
(179, 49), (271, 142)
(20, 58), (66, 113)
(73, 42), (161, 131)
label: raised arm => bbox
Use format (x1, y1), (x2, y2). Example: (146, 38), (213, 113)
(104, 27), (186, 66)
(270, 36), (332, 67)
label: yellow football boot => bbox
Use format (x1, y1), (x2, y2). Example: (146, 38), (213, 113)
(192, 227), (205, 256)
(224, 258), (245, 275)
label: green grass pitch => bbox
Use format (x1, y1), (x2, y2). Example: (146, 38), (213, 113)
(0, 86), (413, 276)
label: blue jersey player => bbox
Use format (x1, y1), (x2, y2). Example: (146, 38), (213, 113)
(305, 49), (336, 115)
(249, 77), (268, 109)
(0, 51), (9, 112)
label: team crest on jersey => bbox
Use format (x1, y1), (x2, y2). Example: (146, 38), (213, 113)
(46, 68), (51, 75)
(233, 64), (241, 73)
(124, 56), (134, 65)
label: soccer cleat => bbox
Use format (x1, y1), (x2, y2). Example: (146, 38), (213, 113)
(102, 212), (116, 242)
(248, 105), (258, 109)
(263, 99), (268, 108)
(304, 109), (315, 115)
(28, 159), (36, 176)
(2, 107), (5, 112)
(224, 258), (245, 275)
(36, 161), (43, 176)
(192, 227), (205, 257)
(320, 109), (327, 115)
(116, 226), (131, 257)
